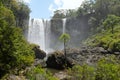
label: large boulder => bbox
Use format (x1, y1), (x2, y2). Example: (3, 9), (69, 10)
(46, 51), (75, 69)
(34, 59), (46, 68)
(32, 46), (46, 59)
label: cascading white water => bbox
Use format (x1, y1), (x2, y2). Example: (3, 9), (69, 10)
(28, 18), (67, 52)
(28, 18), (51, 52)
(62, 18), (66, 33)
(44, 19), (53, 52)
(28, 19), (45, 51)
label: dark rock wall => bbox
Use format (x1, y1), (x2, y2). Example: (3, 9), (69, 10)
(50, 19), (63, 50)
(49, 17), (90, 50)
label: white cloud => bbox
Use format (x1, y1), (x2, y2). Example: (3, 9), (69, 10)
(49, 0), (85, 16)
(54, 0), (63, 6)
(49, 4), (56, 16)
(60, 0), (84, 9)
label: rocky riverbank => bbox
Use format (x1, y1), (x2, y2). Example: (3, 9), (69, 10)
(46, 46), (120, 68)
(2, 46), (120, 80)
(45, 46), (120, 80)
(65, 46), (120, 65)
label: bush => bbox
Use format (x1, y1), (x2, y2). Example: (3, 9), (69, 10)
(96, 55), (120, 80)
(25, 65), (58, 80)
(67, 55), (120, 80)
(84, 25), (120, 52)
(98, 36), (112, 49)
(68, 64), (95, 80)
(0, 3), (35, 78)
(103, 15), (120, 34)
(0, 15), (35, 76)
(109, 39), (120, 52)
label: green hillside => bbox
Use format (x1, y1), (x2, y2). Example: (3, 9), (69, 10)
(84, 15), (120, 52)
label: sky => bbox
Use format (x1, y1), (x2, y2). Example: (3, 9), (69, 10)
(23, 0), (85, 19)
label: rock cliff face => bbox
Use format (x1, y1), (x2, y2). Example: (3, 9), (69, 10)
(28, 16), (91, 51)
(46, 47), (120, 68)
(66, 17), (90, 47)
(50, 17), (90, 50)
(50, 19), (63, 50)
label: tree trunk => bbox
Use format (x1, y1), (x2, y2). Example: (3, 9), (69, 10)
(64, 38), (67, 65)
(64, 40), (66, 58)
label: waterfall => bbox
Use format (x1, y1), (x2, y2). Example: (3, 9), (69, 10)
(62, 18), (66, 33)
(28, 19), (46, 51)
(44, 19), (52, 52)
(28, 18), (68, 52)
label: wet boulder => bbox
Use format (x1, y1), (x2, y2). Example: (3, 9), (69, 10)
(46, 51), (75, 69)
(32, 46), (46, 59)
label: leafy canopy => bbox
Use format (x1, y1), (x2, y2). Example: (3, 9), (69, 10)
(59, 33), (70, 43)
(0, 3), (34, 76)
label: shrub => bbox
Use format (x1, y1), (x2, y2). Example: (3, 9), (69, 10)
(99, 36), (112, 49)
(67, 55), (120, 80)
(68, 64), (95, 80)
(0, 3), (35, 77)
(109, 39), (120, 52)
(103, 15), (120, 34)
(0, 16), (35, 76)
(25, 65), (58, 80)
(96, 55), (120, 80)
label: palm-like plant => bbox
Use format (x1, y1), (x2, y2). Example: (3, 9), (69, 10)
(59, 33), (70, 59)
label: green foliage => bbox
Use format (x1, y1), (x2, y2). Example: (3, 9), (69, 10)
(52, 9), (77, 19)
(12, 27), (35, 66)
(25, 65), (58, 80)
(103, 15), (120, 28)
(52, 10), (66, 19)
(68, 64), (95, 80)
(0, 24), (35, 74)
(109, 39), (120, 52)
(77, 0), (94, 16)
(66, 9), (77, 18)
(0, 0), (31, 29)
(59, 33), (70, 43)
(96, 56), (120, 80)
(84, 25), (120, 52)
(0, 0), (35, 79)
(59, 33), (70, 56)
(103, 15), (120, 34)
(67, 56), (120, 80)
(0, 2), (34, 77)
(0, 3), (15, 26)
(16, 2), (31, 28)
(99, 37), (112, 49)
(52, 0), (120, 33)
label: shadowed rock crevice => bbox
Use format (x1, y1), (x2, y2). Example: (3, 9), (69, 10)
(46, 51), (75, 70)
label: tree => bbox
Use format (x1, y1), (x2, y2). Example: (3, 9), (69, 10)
(0, 21), (34, 76)
(52, 10), (66, 19)
(0, 3), (15, 26)
(59, 33), (70, 59)
(64, 9), (77, 18)
(17, 2), (31, 27)
(94, 0), (120, 25)
(103, 15), (120, 34)
(77, 0), (95, 17)
(0, 3), (34, 77)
